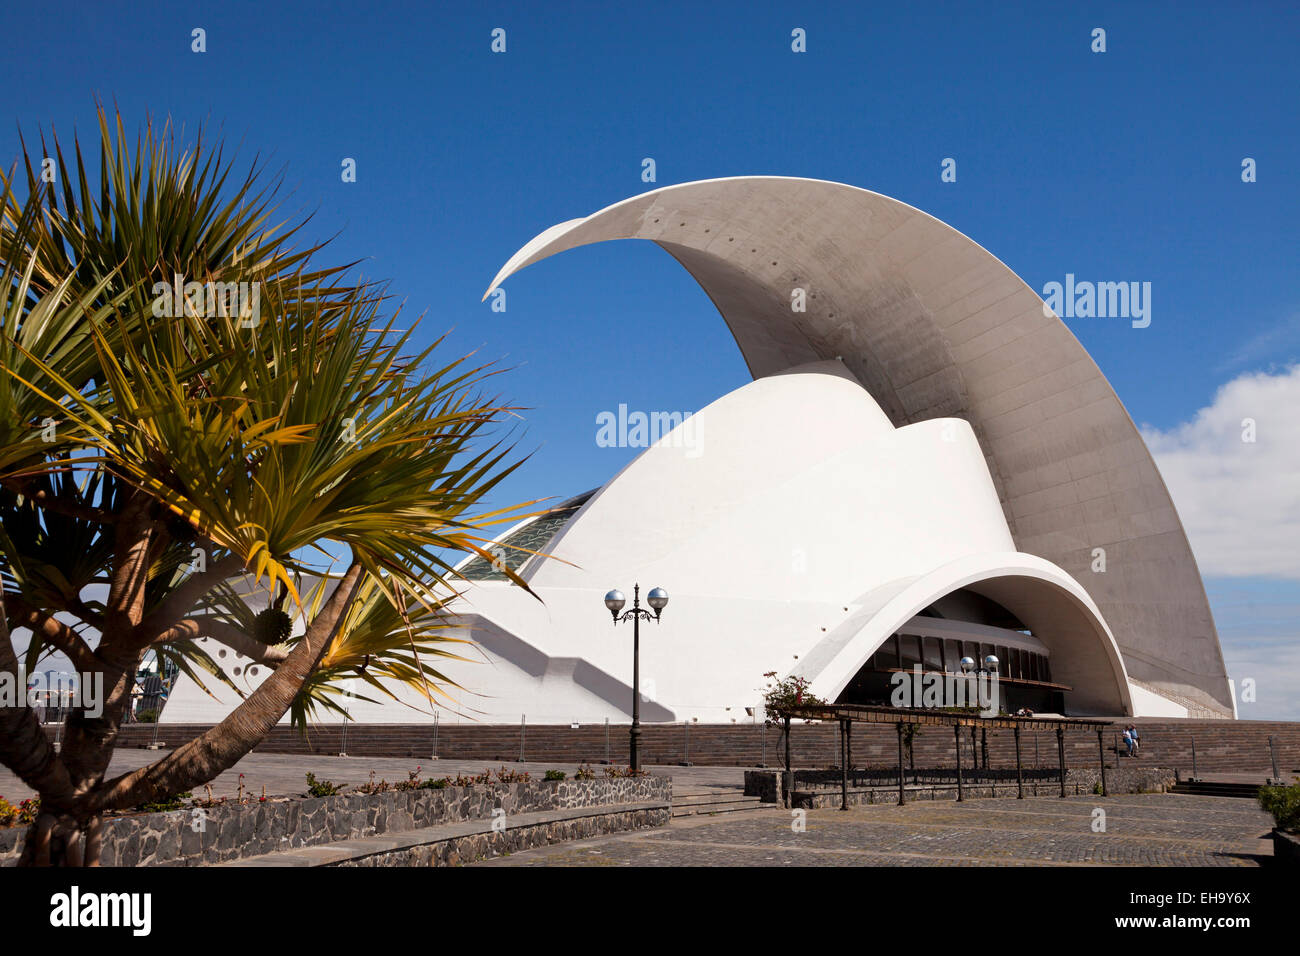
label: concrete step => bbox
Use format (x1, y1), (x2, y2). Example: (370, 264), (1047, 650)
(673, 789), (750, 803)
(671, 791), (766, 817)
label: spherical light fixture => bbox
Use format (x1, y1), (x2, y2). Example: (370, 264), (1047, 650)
(646, 587), (669, 615)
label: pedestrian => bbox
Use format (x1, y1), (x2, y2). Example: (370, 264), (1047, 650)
(1122, 726), (1134, 757)
(1128, 724), (1140, 757)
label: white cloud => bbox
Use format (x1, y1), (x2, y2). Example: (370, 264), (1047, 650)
(1223, 635), (1300, 722)
(1216, 311), (1300, 373)
(1142, 364), (1300, 579)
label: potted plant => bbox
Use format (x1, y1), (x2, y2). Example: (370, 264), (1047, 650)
(1257, 782), (1300, 865)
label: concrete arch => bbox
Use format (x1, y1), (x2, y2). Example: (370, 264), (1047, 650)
(485, 176), (1231, 716)
(796, 552), (1134, 716)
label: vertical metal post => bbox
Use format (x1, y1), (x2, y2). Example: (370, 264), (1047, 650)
(1191, 735), (1198, 780)
(971, 726), (978, 783)
(896, 722), (906, 806)
(1013, 724), (1023, 799)
(840, 720), (849, 811)
(604, 717), (610, 764)
(981, 727), (988, 770)
(1097, 728), (1108, 796)
(1269, 735), (1281, 782)
(683, 720), (690, 765)
(519, 713), (526, 762)
(783, 716), (792, 808)
(1056, 726), (1067, 798)
(761, 719), (767, 768)
(431, 711), (439, 760)
(954, 724), (964, 802)
(630, 586), (642, 771)
(846, 721), (853, 779)
(909, 724), (916, 784)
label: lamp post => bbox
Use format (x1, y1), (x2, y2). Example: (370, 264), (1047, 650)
(604, 584), (668, 771)
(978, 656), (998, 767)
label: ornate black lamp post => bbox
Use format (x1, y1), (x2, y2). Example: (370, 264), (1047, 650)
(604, 584), (669, 771)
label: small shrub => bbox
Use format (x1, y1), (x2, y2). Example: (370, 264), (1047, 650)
(419, 777), (450, 789)
(761, 671), (826, 724)
(134, 792), (192, 813)
(1258, 783), (1300, 833)
(603, 765), (649, 778)
(355, 770), (391, 794)
(544, 770), (566, 781)
(573, 765), (596, 781)
(305, 772), (344, 797)
(135, 709), (159, 723)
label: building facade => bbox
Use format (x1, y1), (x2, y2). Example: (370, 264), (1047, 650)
(163, 177), (1234, 726)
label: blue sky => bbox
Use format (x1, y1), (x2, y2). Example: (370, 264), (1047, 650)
(3, 1), (1297, 718)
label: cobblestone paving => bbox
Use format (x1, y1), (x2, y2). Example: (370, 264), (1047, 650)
(477, 794), (1274, 867)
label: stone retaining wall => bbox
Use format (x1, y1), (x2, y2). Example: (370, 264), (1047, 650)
(0, 776), (670, 867)
(745, 766), (1175, 806)
(100, 718), (1300, 774)
(335, 807), (671, 866)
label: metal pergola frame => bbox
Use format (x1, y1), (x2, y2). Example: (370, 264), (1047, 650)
(775, 703), (1114, 809)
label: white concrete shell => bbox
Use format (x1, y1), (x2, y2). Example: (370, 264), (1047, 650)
(163, 360), (1141, 723)
(161, 176), (1227, 726)
(426, 360), (1137, 720)
(484, 177), (1232, 717)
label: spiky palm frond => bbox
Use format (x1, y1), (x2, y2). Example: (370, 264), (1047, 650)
(0, 109), (536, 731)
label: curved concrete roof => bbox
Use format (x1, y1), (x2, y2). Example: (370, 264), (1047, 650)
(795, 551), (1133, 716)
(486, 176), (1233, 717)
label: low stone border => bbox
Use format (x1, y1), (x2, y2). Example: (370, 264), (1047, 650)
(1272, 829), (1300, 866)
(0, 776), (671, 867)
(744, 766), (1175, 806)
(327, 804), (670, 867)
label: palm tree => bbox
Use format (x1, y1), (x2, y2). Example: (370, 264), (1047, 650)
(0, 109), (534, 865)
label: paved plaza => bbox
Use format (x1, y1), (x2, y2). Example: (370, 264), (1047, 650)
(0, 750), (1277, 867)
(476, 794), (1275, 867)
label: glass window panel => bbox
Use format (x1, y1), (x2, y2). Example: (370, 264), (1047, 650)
(923, 636), (943, 671)
(900, 634), (923, 668)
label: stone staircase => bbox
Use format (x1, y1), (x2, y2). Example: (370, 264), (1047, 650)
(671, 786), (767, 818)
